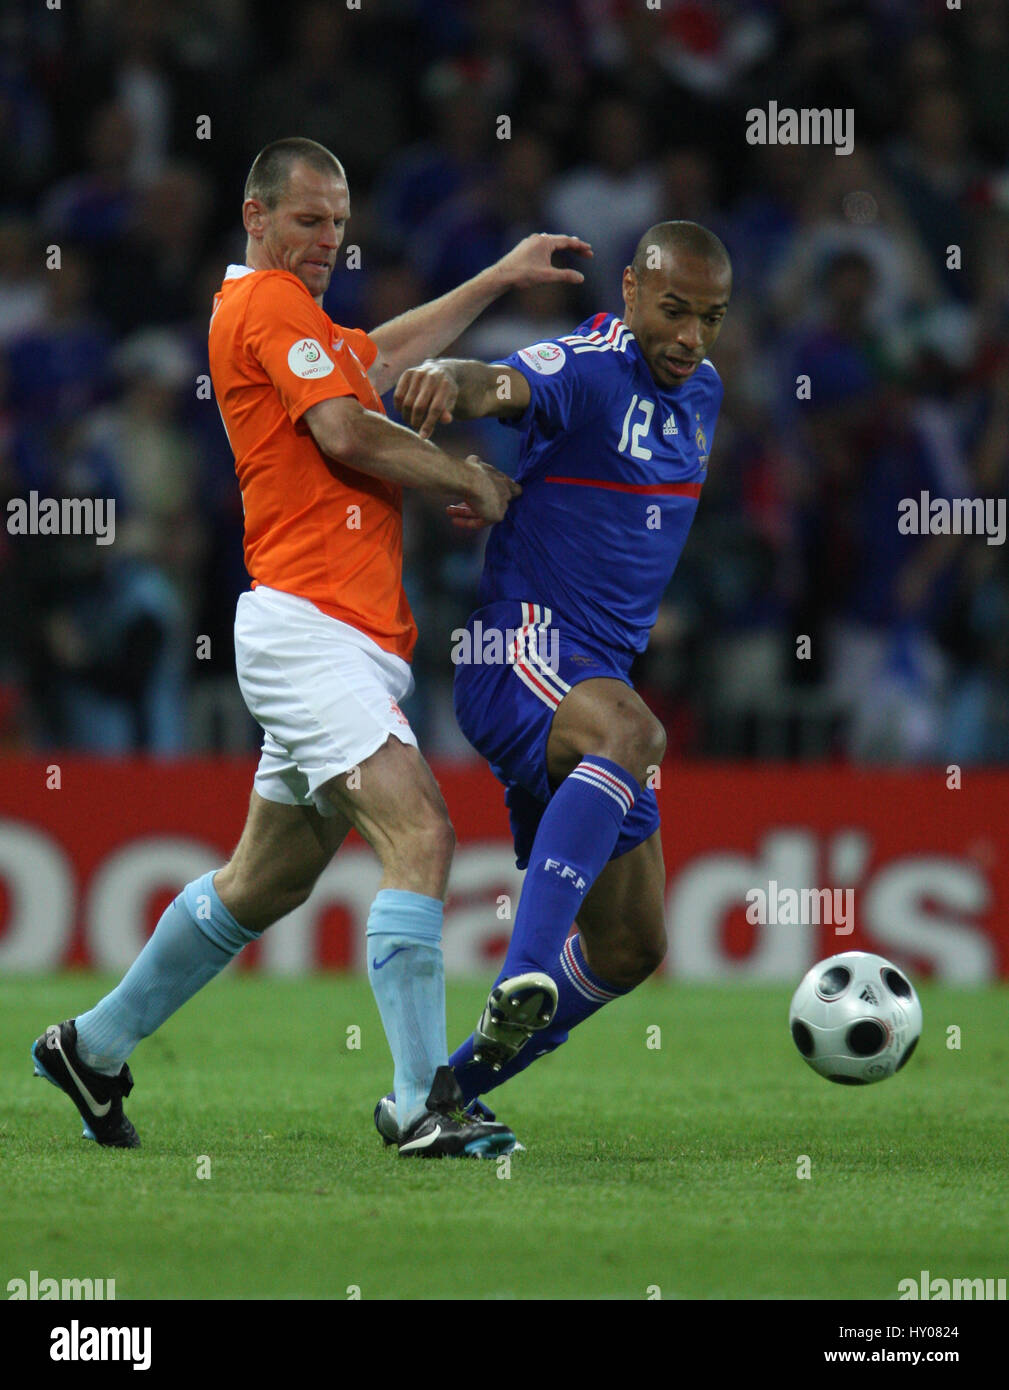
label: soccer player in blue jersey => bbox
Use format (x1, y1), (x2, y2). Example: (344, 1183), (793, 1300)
(373, 220), (731, 1140)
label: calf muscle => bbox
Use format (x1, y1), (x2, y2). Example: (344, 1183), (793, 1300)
(575, 830), (667, 987)
(214, 791), (351, 932)
(317, 735), (455, 900)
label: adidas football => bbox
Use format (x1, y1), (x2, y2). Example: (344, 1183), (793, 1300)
(788, 951), (922, 1085)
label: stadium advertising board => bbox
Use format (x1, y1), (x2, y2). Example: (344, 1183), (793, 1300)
(0, 759), (1003, 981)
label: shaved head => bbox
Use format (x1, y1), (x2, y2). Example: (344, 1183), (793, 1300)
(622, 220), (732, 390)
(631, 220), (731, 281)
(242, 141), (350, 305)
(244, 137), (345, 212)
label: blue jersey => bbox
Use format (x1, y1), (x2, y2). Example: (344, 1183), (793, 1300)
(480, 312), (723, 669)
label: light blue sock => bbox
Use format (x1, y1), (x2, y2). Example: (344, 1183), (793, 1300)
(366, 889), (447, 1131)
(75, 871), (261, 1074)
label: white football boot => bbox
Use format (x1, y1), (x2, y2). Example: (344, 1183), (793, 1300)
(471, 972), (559, 1071)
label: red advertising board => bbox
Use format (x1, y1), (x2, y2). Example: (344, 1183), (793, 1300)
(0, 757), (1004, 981)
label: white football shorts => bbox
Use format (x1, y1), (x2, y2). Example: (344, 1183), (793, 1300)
(234, 584), (418, 816)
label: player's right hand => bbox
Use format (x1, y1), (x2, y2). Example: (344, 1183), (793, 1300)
(395, 361), (459, 440)
(459, 456), (521, 526)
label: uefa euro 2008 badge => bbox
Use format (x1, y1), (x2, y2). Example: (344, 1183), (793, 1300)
(517, 342), (566, 375)
(288, 337), (335, 379)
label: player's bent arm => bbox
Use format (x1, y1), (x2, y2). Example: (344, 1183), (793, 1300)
(366, 234), (592, 395)
(302, 396), (519, 521)
(394, 359), (530, 439)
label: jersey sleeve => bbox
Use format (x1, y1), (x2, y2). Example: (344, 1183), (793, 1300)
(244, 274), (359, 424)
(495, 337), (621, 435)
(342, 326), (379, 372)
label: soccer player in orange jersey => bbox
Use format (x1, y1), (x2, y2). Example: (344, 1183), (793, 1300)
(33, 137), (591, 1157)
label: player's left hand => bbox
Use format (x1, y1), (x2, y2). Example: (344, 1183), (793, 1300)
(495, 233), (593, 289)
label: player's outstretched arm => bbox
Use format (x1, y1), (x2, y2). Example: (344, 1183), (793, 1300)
(394, 359), (530, 440)
(366, 234), (591, 396)
(303, 396), (519, 526)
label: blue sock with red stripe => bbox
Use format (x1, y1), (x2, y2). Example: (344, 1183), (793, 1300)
(445, 756), (637, 1104)
(449, 933), (628, 1103)
(499, 755), (637, 977)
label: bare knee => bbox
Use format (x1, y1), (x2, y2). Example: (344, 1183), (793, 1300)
(601, 709), (666, 786)
(553, 689), (667, 788)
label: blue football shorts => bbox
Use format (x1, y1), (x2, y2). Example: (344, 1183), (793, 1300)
(452, 599), (660, 868)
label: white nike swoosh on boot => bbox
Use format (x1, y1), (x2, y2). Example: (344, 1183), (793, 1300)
(53, 1030), (112, 1117)
(400, 1124), (441, 1151)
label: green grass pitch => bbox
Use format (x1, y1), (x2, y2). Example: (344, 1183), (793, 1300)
(2, 973), (1006, 1300)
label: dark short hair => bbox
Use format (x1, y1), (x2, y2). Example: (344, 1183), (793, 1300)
(631, 220), (731, 279)
(244, 138), (346, 210)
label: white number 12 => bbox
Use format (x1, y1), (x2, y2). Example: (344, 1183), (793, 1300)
(617, 394), (654, 460)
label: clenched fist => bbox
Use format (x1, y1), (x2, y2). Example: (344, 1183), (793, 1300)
(457, 456), (521, 528)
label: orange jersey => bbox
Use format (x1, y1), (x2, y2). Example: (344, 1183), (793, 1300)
(208, 265), (417, 662)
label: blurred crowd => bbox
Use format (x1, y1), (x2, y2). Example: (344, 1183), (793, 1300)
(1, 0), (1007, 763)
